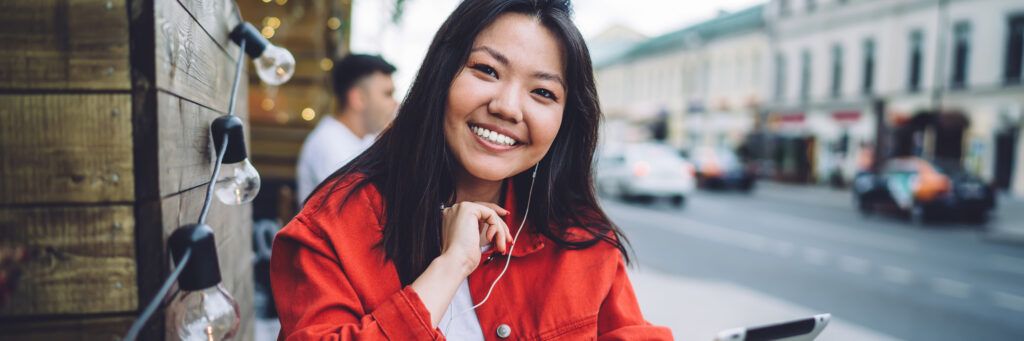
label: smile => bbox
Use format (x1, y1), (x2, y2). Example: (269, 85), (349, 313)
(469, 124), (520, 147)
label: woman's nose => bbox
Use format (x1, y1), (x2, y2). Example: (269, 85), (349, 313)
(487, 85), (524, 124)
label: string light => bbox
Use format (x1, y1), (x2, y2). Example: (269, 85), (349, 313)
(231, 22), (296, 85)
(275, 111), (290, 124)
(301, 108), (316, 121)
(260, 98), (275, 111)
(327, 17), (341, 30)
(319, 58), (333, 71)
(275, 0), (288, 5)
(263, 17), (281, 29)
(125, 20), (296, 340)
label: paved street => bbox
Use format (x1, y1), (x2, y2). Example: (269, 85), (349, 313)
(613, 182), (1024, 340)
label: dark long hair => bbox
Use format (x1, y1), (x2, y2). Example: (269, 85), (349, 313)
(310, 0), (630, 285)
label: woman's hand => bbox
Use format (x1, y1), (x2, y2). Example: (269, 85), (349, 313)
(440, 201), (513, 276)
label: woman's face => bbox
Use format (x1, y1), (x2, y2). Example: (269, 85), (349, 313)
(444, 13), (566, 183)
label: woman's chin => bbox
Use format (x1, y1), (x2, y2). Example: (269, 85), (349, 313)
(462, 164), (518, 182)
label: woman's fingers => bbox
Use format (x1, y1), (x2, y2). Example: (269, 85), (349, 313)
(475, 202), (509, 216)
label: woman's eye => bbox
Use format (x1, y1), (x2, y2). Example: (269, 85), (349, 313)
(471, 64), (498, 78)
(532, 88), (558, 101)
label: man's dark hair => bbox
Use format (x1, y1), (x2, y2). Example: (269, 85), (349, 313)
(331, 54), (396, 109)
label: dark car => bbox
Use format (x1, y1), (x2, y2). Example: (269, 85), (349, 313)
(853, 157), (995, 223)
(690, 146), (756, 191)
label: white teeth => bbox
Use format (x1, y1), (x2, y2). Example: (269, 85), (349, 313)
(470, 125), (516, 146)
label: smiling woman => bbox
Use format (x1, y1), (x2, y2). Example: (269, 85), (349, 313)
(270, 0), (673, 340)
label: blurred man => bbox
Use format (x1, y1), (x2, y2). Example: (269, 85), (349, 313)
(296, 54), (397, 205)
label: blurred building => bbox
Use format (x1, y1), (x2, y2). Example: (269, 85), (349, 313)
(594, 6), (769, 150)
(765, 0), (1024, 192)
(595, 0), (1024, 195)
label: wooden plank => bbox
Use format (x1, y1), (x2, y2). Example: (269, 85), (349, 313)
(0, 0), (131, 90)
(0, 94), (134, 205)
(176, 0), (242, 57)
(0, 315), (136, 341)
(156, 92), (217, 197)
(154, 0), (237, 114)
(0, 205), (137, 316)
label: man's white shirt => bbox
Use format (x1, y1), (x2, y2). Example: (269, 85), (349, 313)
(296, 115), (375, 206)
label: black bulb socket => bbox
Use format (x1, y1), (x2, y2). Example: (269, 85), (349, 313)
(229, 22), (270, 59)
(168, 224), (222, 291)
(211, 115), (248, 164)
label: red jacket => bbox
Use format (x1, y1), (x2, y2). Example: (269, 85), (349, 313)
(271, 175), (673, 340)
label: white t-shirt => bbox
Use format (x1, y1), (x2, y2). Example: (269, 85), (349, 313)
(439, 246), (488, 340)
(439, 279), (485, 340)
(295, 116), (375, 205)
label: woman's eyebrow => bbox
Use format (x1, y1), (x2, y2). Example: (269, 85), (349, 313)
(534, 71), (565, 90)
(471, 46), (509, 66)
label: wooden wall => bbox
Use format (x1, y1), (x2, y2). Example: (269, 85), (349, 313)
(0, 0), (254, 339)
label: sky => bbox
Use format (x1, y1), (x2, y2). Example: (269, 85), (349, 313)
(350, 0), (767, 98)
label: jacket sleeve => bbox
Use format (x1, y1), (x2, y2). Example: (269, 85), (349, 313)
(596, 255), (674, 340)
(270, 218), (443, 341)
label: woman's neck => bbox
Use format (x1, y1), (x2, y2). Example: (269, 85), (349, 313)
(453, 168), (503, 204)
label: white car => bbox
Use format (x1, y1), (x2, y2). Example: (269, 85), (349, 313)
(596, 143), (696, 207)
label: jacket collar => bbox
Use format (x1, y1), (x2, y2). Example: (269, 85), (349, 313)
(497, 178), (545, 258)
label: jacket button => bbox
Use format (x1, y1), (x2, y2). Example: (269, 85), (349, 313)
(496, 324), (512, 338)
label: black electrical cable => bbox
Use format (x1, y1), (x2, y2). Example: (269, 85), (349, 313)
(123, 29), (251, 341)
(122, 248), (192, 341)
(197, 35), (246, 225)
(197, 133), (229, 226)
(227, 38), (246, 117)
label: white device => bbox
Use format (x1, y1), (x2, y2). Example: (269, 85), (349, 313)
(714, 313), (830, 341)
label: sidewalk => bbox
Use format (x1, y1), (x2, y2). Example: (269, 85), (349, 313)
(984, 194), (1024, 245)
(629, 267), (898, 340)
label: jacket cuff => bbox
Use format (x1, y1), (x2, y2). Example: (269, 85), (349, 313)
(371, 286), (441, 340)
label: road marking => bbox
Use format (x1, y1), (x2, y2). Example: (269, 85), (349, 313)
(752, 185), (852, 210)
(607, 204), (776, 254)
(992, 291), (1024, 312)
(879, 265), (913, 285)
(988, 254), (1024, 276)
(930, 278), (971, 299)
(698, 197), (920, 254)
(801, 247), (829, 266)
(838, 256), (871, 275)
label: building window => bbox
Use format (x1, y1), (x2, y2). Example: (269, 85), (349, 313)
(779, 0), (791, 17)
(951, 21), (971, 89)
(862, 38), (875, 95)
(775, 53), (787, 101)
(908, 30), (924, 93)
(800, 49), (812, 102)
(806, 0), (816, 13)
(1005, 14), (1024, 84)
(831, 43), (843, 98)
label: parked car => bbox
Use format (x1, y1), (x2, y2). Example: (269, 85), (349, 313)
(596, 143), (695, 207)
(852, 157), (995, 223)
(690, 146), (756, 191)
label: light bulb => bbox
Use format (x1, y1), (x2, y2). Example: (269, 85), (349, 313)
(254, 44), (295, 85)
(215, 158), (261, 205)
(167, 284), (240, 341)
